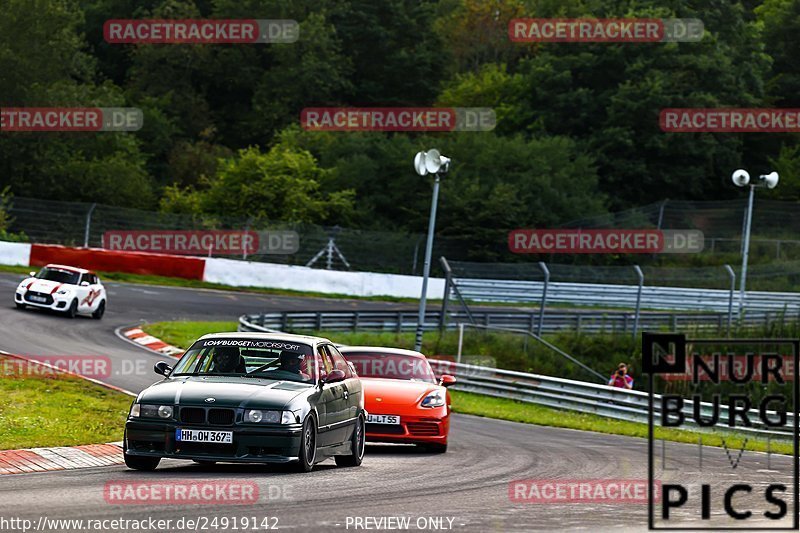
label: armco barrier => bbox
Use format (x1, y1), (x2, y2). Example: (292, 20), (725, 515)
(238, 309), (780, 335)
(29, 244), (205, 280)
(238, 313), (791, 438)
(426, 360), (792, 438)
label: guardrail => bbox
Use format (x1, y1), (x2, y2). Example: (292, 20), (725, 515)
(450, 277), (800, 313)
(237, 315), (791, 438)
(426, 360), (792, 438)
(238, 309), (784, 336)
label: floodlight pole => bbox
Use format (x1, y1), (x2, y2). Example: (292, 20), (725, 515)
(738, 184), (755, 318)
(414, 173), (441, 352)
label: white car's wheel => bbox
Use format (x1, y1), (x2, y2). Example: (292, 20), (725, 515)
(92, 300), (106, 319)
(65, 299), (78, 318)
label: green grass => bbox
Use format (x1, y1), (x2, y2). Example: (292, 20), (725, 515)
(451, 390), (793, 455)
(0, 356), (133, 449)
(146, 321), (238, 349)
(143, 320), (791, 456)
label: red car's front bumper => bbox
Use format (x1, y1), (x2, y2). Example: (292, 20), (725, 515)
(365, 411), (450, 445)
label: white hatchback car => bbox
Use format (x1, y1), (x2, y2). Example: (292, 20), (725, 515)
(14, 264), (107, 319)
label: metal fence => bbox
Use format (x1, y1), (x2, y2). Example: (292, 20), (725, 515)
(427, 360), (792, 438)
(238, 308), (786, 336)
(5, 197), (464, 275)
(7, 195), (800, 276)
(442, 258), (800, 333)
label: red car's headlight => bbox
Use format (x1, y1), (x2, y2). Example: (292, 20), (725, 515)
(420, 390), (445, 408)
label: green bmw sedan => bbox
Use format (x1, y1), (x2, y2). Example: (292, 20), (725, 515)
(124, 332), (366, 473)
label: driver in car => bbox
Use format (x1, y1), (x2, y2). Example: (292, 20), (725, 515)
(277, 350), (310, 380)
(210, 346), (246, 373)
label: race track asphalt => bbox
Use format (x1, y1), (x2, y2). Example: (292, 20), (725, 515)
(0, 272), (795, 531)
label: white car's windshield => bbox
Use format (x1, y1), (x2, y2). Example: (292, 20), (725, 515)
(35, 267), (79, 285)
(172, 338), (317, 384)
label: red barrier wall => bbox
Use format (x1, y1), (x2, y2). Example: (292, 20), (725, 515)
(29, 244), (206, 280)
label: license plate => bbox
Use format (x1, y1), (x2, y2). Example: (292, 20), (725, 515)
(366, 414), (400, 425)
(175, 429), (233, 444)
(28, 295), (46, 303)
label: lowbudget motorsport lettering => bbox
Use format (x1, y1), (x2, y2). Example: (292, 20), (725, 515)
(202, 340), (304, 351)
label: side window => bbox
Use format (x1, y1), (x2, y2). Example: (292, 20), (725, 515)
(90, 274), (98, 285)
(326, 345), (353, 378)
(79, 274), (89, 285)
(316, 346), (333, 378)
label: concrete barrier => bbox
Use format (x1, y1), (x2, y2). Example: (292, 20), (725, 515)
(203, 257), (445, 299)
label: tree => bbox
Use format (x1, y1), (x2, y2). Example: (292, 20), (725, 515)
(161, 145), (355, 225)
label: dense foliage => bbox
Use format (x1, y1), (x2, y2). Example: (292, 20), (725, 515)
(2, 0), (800, 246)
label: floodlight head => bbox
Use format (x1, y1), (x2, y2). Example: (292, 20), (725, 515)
(731, 169), (750, 187)
(761, 171), (779, 189)
(423, 149), (451, 175)
(414, 151), (428, 176)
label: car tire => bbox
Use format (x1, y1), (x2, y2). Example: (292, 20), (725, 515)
(124, 452), (160, 471)
(15, 302), (25, 310)
(335, 414), (365, 467)
(421, 443), (448, 454)
(92, 300), (105, 319)
(65, 299), (78, 319)
(294, 414), (317, 473)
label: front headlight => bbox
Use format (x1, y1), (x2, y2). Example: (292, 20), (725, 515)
(244, 410), (298, 424)
(130, 404), (173, 419)
(421, 390), (446, 408)
(56, 289), (70, 295)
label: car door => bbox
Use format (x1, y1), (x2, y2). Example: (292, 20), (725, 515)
(75, 273), (93, 312)
(324, 344), (359, 445)
(315, 345), (338, 447)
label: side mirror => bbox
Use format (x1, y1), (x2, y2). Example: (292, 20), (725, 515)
(80, 281), (90, 287)
(29, 272), (36, 277)
(154, 361), (173, 377)
(323, 369), (346, 384)
(439, 375), (457, 387)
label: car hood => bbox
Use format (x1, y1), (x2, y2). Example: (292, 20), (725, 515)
(138, 376), (313, 409)
(360, 378), (440, 408)
(20, 278), (70, 293)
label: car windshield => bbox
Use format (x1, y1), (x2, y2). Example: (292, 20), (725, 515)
(340, 351), (437, 383)
(35, 267), (79, 285)
(172, 338), (317, 384)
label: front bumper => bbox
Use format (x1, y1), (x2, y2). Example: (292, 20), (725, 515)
(125, 419), (303, 464)
(365, 412), (449, 445)
(15, 291), (69, 311)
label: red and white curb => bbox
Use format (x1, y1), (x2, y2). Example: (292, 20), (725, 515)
(0, 443), (123, 475)
(122, 327), (183, 356)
